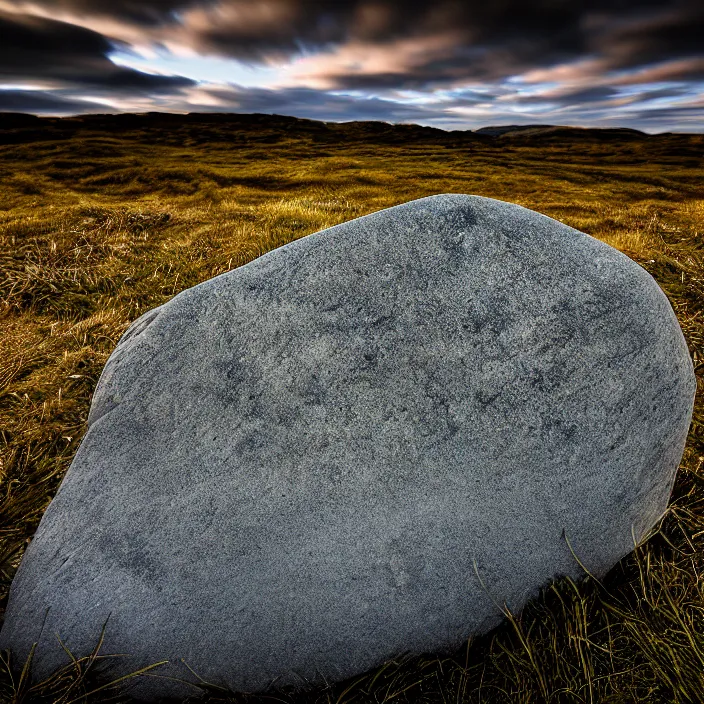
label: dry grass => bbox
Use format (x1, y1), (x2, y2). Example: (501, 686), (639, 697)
(0, 114), (702, 703)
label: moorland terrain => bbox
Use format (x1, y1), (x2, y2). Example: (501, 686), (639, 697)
(0, 112), (702, 703)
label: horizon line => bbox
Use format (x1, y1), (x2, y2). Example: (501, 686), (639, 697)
(1, 110), (703, 137)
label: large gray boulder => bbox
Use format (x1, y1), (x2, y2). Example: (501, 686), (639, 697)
(0, 194), (696, 701)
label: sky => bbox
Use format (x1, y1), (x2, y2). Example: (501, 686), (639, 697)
(0, 0), (702, 133)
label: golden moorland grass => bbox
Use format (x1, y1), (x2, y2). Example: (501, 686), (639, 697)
(0, 114), (702, 703)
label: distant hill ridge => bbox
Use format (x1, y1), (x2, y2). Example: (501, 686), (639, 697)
(474, 124), (648, 137)
(0, 112), (700, 149)
(475, 124), (558, 136)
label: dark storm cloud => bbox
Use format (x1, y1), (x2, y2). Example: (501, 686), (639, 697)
(626, 105), (704, 121)
(10, 0), (703, 87)
(296, 1), (704, 90)
(589, 1), (704, 73)
(191, 84), (446, 123)
(173, 0), (590, 83)
(10, 0), (200, 26)
(546, 86), (619, 103)
(508, 86), (619, 106)
(628, 86), (694, 102)
(612, 58), (704, 85)
(0, 12), (195, 93)
(0, 89), (113, 113)
(201, 1), (584, 72)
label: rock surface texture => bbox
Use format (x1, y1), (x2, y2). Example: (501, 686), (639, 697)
(0, 194), (696, 701)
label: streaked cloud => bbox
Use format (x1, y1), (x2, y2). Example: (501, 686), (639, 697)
(0, 11), (196, 94)
(0, 89), (114, 113)
(0, 0), (701, 132)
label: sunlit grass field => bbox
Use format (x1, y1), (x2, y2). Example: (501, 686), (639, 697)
(0, 113), (702, 703)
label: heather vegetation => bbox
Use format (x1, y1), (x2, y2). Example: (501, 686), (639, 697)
(0, 112), (702, 703)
